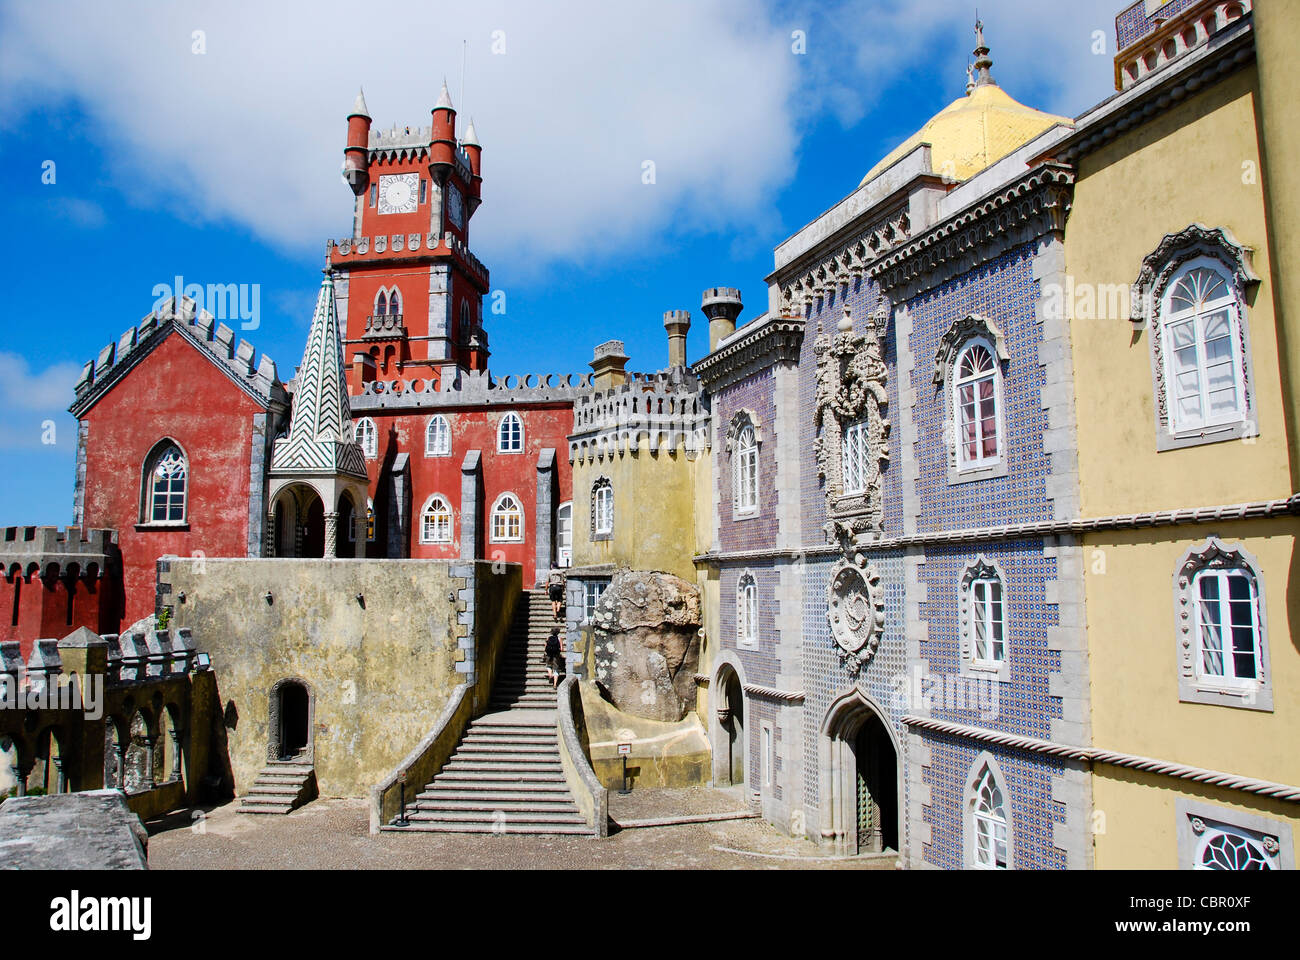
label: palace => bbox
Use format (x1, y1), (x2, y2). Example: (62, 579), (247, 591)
(2, 0), (1297, 870)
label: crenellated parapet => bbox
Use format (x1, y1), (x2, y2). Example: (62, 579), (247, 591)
(569, 368), (710, 464)
(70, 296), (286, 418)
(0, 624), (201, 694)
(352, 368), (592, 412)
(0, 526), (116, 580)
(328, 231), (488, 288)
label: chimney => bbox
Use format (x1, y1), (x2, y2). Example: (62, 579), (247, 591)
(589, 340), (630, 391)
(663, 310), (691, 368)
(343, 89), (372, 197)
(702, 287), (743, 353)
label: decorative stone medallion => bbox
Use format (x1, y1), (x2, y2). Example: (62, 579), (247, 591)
(827, 557), (885, 674)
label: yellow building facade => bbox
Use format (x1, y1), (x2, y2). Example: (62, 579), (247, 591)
(1058, 0), (1299, 868)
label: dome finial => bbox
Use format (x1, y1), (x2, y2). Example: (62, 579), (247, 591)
(973, 16), (995, 87)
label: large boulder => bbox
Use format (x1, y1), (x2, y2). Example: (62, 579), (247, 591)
(590, 569), (702, 722)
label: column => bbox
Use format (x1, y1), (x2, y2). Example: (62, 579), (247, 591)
(52, 755), (66, 794)
(535, 449), (556, 586)
(354, 511), (366, 558)
(324, 512), (338, 557)
(142, 734), (157, 790)
(460, 451), (481, 561)
(169, 727), (182, 782)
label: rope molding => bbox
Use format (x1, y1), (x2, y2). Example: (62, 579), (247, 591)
(694, 492), (1300, 565)
(742, 683), (805, 703)
(903, 715), (1300, 803)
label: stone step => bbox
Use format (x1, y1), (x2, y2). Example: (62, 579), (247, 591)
(432, 773), (570, 788)
(415, 791), (579, 807)
(407, 808), (586, 825)
(442, 760), (564, 774)
(453, 742), (558, 755)
(383, 821), (592, 835)
(450, 751), (561, 765)
(246, 783), (303, 797)
(460, 735), (558, 747)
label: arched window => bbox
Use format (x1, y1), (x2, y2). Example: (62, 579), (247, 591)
(389, 288), (401, 315)
(960, 558), (1007, 675)
(420, 495), (453, 544)
(1161, 259), (1246, 434)
(426, 415), (451, 457)
(591, 478), (613, 538)
(737, 572), (758, 646)
(144, 442), (187, 523)
(970, 762), (1009, 869)
(376, 290), (388, 316)
(953, 341), (1001, 468)
(490, 493), (524, 542)
(355, 418), (377, 459)
(842, 420), (869, 495)
(734, 425), (758, 513)
(498, 412), (523, 453)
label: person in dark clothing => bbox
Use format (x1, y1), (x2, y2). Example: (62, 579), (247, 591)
(548, 574), (565, 620)
(544, 629), (565, 689)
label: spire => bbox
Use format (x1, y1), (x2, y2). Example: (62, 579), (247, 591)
(972, 18), (995, 87)
(462, 116), (480, 147)
(350, 87), (370, 119)
(270, 273), (366, 479)
(435, 78), (455, 111)
(966, 62), (975, 95)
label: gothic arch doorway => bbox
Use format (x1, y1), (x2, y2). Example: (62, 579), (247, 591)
(269, 679), (313, 762)
(819, 688), (900, 855)
(711, 662), (747, 788)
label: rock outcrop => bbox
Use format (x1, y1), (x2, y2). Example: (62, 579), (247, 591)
(590, 569), (702, 722)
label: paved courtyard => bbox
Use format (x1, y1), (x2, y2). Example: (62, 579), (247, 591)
(146, 787), (898, 870)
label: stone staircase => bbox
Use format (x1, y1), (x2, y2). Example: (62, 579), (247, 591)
(391, 590), (589, 835)
(237, 760), (316, 815)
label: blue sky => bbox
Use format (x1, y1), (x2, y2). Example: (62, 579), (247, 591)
(0, 0), (1120, 526)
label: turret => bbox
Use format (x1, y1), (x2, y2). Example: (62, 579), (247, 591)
(702, 287), (743, 352)
(663, 310), (691, 368)
(589, 340), (630, 391)
(461, 117), (483, 218)
(343, 88), (372, 196)
(429, 80), (457, 185)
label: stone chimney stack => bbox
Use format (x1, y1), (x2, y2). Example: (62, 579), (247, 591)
(589, 340), (630, 391)
(663, 310), (691, 369)
(702, 287), (744, 353)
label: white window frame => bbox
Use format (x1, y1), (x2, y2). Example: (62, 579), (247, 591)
(1160, 257), (1247, 436)
(419, 494), (454, 544)
(355, 417), (378, 459)
(970, 578), (1005, 667)
(592, 480), (613, 538)
(952, 339), (1003, 471)
(489, 492), (524, 543)
(1176, 798), (1293, 870)
(583, 580), (608, 624)
(965, 755), (1012, 870)
(497, 412), (524, 453)
(143, 440), (188, 525)
(841, 419), (870, 496)
(1173, 538), (1272, 711)
(425, 415), (451, 458)
(733, 424), (759, 514)
(736, 572), (758, 647)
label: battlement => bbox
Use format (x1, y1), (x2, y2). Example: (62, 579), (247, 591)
(0, 527), (116, 578)
(328, 231), (488, 286)
(70, 296), (284, 417)
(569, 369), (710, 463)
(351, 367), (593, 412)
(0, 625), (201, 690)
(1114, 0), (1250, 91)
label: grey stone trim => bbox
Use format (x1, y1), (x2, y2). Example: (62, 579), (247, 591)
(693, 316), (805, 392)
(0, 526), (114, 579)
(427, 263), (451, 363)
(386, 452), (410, 559)
(903, 545), (930, 868)
(72, 420), (89, 528)
(868, 165), (1075, 304)
(459, 450), (481, 561)
(741, 683), (804, 703)
(353, 367), (591, 411)
(1175, 797), (1295, 870)
(895, 304), (922, 537)
(1171, 538), (1274, 712)
(570, 368), (707, 464)
(1035, 236), (1081, 521)
(903, 715), (1300, 803)
(904, 727), (933, 867)
(450, 567), (477, 682)
(1043, 535), (1089, 749)
(535, 448), (556, 583)
(695, 492), (1300, 562)
(773, 363), (801, 549)
(247, 412), (268, 557)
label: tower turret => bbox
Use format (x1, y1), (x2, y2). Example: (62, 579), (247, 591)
(663, 310), (691, 368)
(429, 80), (457, 185)
(702, 287), (743, 352)
(343, 88), (372, 196)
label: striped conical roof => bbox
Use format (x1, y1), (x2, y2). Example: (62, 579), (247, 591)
(270, 275), (367, 479)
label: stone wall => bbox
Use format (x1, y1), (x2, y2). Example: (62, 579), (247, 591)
(157, 557), (520, 799)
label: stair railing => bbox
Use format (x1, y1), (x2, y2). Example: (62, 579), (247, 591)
(555, 676), (609, 838)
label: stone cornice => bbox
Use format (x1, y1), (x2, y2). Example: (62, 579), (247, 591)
(693, 318), (805, 392)
(868, 163), (1075, 301)
(742, 683), (805, 703)
(693, 492), (1300, 565)
(903, 715), (1300, 803)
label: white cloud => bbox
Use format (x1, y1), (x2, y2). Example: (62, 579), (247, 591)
(0, 0), (1123, 273)
(0, 354), (80, 453)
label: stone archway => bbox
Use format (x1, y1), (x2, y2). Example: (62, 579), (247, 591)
(268, 679), (313, 762)
(818, 687), (901, 856)
(710, 655), (748, 790)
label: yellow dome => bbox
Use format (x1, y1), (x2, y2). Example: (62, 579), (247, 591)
(860, 82), (1071, 186)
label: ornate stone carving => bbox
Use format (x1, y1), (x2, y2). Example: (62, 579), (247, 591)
(1132, 223), (1258, 327)
(826, 557), (885, 675)
(723, 409), (761, 454)
(934, 314), (1009, 385)
(813, 304), (890, 549)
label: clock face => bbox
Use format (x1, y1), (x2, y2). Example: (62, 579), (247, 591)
(446, 182), (464, 229)
(377, 173), (419, 215)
